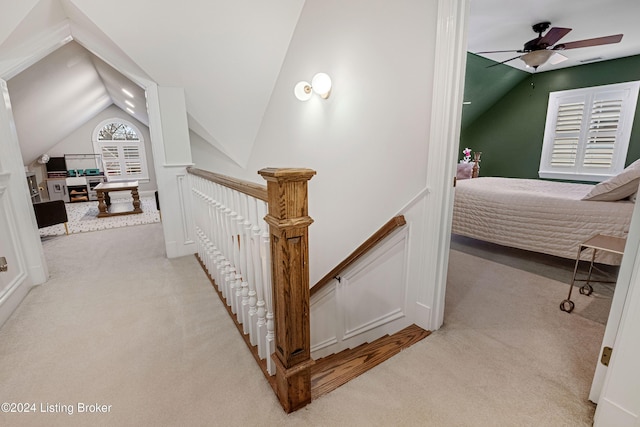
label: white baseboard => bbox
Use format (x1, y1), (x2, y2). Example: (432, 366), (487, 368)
(594, 397), (638, 427)
(0, 276), (31, 328)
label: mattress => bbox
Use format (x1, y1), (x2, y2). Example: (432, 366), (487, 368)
(452, 177), (634, 265)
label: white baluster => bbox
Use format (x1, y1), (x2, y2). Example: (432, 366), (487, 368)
(219, 186), (232, 301)
(260, 199), (275, 375)
(209, 181), (222, 287)
(205, 180), (216, 276)
(232, 190), (246, 324)
(214, 183), (227, 291)
(199, 179), (212, 274)
(224, 188), (237, 310)
(253, 199), (268, 358)
(244, 194), (258, 343)
(191, 177), (201, 258)
(238, 193), (251, 334)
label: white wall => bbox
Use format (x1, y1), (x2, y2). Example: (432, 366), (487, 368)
(40, 104), (157, 193)
(191, 0), (437, 284)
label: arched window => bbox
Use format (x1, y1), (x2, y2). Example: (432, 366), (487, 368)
(93, 119), (149, 182)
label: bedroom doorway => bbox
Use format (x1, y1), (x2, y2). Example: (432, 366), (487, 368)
(453, 6), (640, 420)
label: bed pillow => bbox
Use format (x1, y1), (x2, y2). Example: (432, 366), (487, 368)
(456, 163), (474, 180)
(582, 159), (640, 201)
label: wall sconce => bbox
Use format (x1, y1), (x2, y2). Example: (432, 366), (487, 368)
(294, 73), (332, 101)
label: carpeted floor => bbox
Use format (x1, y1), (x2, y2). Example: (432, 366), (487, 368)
(450, 234), (617, 325)
(0, 226), (607, 426)
(39, 196), (160, 236)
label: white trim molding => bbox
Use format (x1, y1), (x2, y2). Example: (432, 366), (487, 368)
(422, 0), (469, 330)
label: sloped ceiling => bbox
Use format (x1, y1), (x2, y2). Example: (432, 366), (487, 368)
(461, 53), (528, 130)
(7, 0), (640, 169)
(0, 0), (304, 167)
(468, 0), (640, 73)
(7, 41), (147, 165)
(463, 0), (640, 129)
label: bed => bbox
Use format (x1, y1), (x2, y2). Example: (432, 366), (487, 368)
(452, 176), (636, 265)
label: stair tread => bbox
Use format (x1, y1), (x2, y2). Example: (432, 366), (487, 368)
(310, 324), (430, 399)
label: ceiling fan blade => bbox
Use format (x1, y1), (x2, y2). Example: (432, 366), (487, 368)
(475, 49), (522, 54)
(487, 54), (523, 68)
(554, 34), (623, 50)
(538, 27), (572, 47)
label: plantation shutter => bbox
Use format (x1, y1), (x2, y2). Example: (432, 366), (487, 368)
(539, 81), (640, 182)
(123, 145), (143, 176)
(94, 120), (149, 182)
(549, 101), (584, 167)
(582, 97), (623, 169)
(101, 145), (122, 177)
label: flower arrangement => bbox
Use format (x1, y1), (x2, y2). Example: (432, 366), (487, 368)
(461, 147), (472, 163)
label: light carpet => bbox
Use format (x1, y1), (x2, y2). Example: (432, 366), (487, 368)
(0, 225), (605, 426)
(450, 234), (616, 325)
(39, 196), (160, 237)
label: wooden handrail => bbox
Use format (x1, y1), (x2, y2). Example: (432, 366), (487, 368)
(187, 166), (268, 202)
(310, 215), (407, 297)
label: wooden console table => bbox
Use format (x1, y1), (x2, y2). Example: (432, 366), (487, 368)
(95, 181), (143, 218)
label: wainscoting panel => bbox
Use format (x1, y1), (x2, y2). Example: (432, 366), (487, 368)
(310, 228), (412, 359)
(310, 282), (338, 355)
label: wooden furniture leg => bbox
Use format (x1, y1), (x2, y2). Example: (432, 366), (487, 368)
(132, 187), (142, 213)
(97, 190), (108, 217)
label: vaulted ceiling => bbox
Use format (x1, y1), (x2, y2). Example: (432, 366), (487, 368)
(0, 0), (304, 167)
(4, 0), (640, 169)
(7, 40), (147, 165)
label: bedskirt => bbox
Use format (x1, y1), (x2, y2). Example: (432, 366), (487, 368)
(452, 177), (634, 265)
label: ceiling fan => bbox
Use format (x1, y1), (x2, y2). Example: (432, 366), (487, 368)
(477, 22), (623, 70)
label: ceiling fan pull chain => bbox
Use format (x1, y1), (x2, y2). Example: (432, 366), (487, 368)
(530, 74), (535, 91)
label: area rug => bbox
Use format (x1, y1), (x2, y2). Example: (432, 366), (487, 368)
(39, 196), (160, 236)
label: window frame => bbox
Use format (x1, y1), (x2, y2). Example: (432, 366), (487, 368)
(92, 118), (149, 182)
(539, 81), (640, 182)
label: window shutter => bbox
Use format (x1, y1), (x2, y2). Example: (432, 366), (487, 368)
(582, 98), (623, 169)
(93, 120), (149, 182)
(123, 145), (142, 176)
(539, 81), (640, 182)
(123, 146), (139, 160)
(550, 101), (584, 167)
(101, 145), (122, 177)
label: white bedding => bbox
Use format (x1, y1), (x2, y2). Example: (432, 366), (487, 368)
(452, 177), (634, 265)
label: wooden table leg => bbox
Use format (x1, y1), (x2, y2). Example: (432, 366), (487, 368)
(97, 190), (108, 217)
(132, 187), (143, 213)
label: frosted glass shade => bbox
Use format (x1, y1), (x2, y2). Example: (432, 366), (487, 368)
(520, 50), (553, 68)
(311, 73), (332, 98)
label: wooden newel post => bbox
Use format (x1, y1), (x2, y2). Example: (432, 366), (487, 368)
(258, 167), (316, 413)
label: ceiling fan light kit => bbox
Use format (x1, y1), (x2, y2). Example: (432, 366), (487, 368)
(477, 21), (623, 71)
(520, 50), (554, 68)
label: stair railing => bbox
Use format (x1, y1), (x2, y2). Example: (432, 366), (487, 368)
(187, 166), (316, 413)
(311, 215), (407, 297)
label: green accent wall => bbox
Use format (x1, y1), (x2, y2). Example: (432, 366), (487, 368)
(461, 54), (529, 129)
(461, 54), (640, 179)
